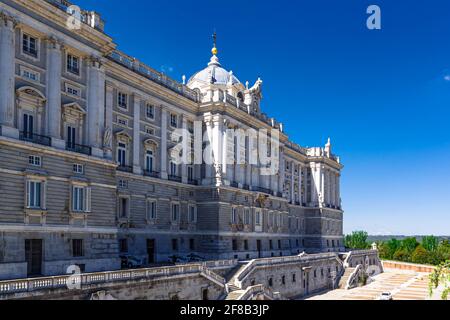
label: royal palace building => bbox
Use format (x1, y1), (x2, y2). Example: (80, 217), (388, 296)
(0, 0), (344, 280)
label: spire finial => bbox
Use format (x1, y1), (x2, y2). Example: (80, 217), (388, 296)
(212, 31), (218, 56)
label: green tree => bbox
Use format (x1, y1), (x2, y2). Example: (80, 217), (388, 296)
(393, 248), (410, 262)
(422, 236), (439, 252)
(411, 245), (429, 264)
(429, 260), (450, 300)
(401, 237), (419, 254)
(344, 231), (369, 250)
(384, 238), (401, 260)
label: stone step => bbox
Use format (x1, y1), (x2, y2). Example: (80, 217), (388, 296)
(225, 290), (245, 300)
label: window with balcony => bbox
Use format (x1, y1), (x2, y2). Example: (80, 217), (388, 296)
(169, 161), (177, 176)
(119, 239), (128, 253)
(22, 33), (38, 58)
(172, 239), (178, 251)
(26, 180), (44, 209)
(118, 92), (128, 109)
(145, 149), (154, 173)
(66, 126), (77, 150)
(187, 165), (194, 181)
(117, 142), (127, 167)
(67, 54), (80, 75)
(255, 211), (261, 226)
(23, 113), (34, 139)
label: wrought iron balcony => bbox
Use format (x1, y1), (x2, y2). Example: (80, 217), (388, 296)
(243, 184), (250, 190)
(19, 131), (51, 147)
(144, 170), (160, 178)
(168, 175), (182, 183)
(66, 143), (92, 156)
(230, 181), (239, 188)
(117, 165), (133, 173)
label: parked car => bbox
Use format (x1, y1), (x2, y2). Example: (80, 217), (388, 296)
(378, 292), (393, 300)
(120, 255), (145, 269)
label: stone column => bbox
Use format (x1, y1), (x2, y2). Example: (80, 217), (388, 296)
(290, 162), (295, 204)
(45, 37), (64, 149)
(278, 148), (284, 197)
(0, 13), (18, 138)
(132, 95), (141, 174)
(160, 109), (168, 179)
(298, 165), (303, 205)
(103, 85), (113, 159)
(203, 118), (213, 185)
(86, 57), (105, 157)
(320, 166), (325, 207)
(212, 115), (223, 186)
(336, 173), (341, 208)
(181, 116), (188, 183)
(222, 122), (228, 184)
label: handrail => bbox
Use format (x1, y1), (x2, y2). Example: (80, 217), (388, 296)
(345, 264), (362, 290)
(236, 284), (281, 300)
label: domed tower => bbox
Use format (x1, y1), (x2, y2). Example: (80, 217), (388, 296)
(187, 33), (246, 99)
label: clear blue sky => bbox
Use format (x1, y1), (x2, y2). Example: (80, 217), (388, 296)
(77, 0), (450, 235)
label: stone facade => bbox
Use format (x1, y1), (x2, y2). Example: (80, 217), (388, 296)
(0, 0), (344, 280)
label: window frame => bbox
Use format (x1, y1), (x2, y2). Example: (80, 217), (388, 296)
(21, 32), (39, 59)
(117, 92), (128, 110)
(72, 239), (84, 257)
(66, 53), (81, 76)
(146, 199), (157, 221)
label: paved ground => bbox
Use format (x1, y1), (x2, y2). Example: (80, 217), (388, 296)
(306, 268), (433, 300)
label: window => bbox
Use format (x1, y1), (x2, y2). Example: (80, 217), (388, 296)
(73, 164), (84, 174)
(146, 104), (154, 119)
(22, 33), (37, 57)
(67, 126), (76, 149)
(117, 117), (128, 126)
(118, 92), (128, 109)
(66, 84), (80, 97)
(72, 185), (90, 212)
(268, 278), (273, 287)
(278, 240), (281, 249)
(145, 126), (155, 135)
(321, 269), (324, 277)
(146, 200), (156, 220)
(119, 197), (129, 218)
(282, 275), (286, 285)
(26, 180), (43, 209)
(23, 113), (34, 137)
(145, 150), (154, 172)
(170, 114), (177, 127)
(187, 166), (194, 181)
(292, 273), (296, 283)
(118, 180), (128, 188)
(67, 54), (80, 75)
(171, 203), (179, 222)
(231, 207), (237, 224)
(244, 240), (248, 250)
(28, 155), (41, 167)
(188, 205), (197, 223)
(269, 240), (273, 250)
(244, 208), (250, 225)
(117, 143), (127, 166)
(232, 239), (237, 251)
(255, 211), (261, 226)
(21, 67), (39, 82)
(119, 239), (128, 253)
(169, 161), (177, 176)
(314, 270), (317, 278)
(72, 239), (84, 257)
(172, 239), (178, 251)
(189, 239), (195, 251)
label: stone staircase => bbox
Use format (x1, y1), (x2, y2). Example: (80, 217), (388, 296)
(223, 262), (249, 300)
(338, 267), (355, 289)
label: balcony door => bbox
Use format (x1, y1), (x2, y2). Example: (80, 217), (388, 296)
(67, 126), (76, 149)
(23, 113), (34, 139)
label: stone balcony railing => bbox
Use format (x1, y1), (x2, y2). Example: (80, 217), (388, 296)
(45, 0), (105, 32)
(108, 51), (199, 103)
(0, 263), (226, 297)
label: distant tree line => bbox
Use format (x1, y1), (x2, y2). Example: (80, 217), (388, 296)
(344, 232), (450, 266)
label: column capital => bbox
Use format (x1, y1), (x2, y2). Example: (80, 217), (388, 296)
(0, 12), (18, 29)
(86, 55), (106, 70)
(44, 36), (63, 51)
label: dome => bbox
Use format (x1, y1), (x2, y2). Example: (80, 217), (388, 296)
(187, 55), (241, 86)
